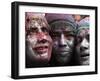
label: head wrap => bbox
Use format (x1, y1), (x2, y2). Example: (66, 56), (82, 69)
(45, 13), (77, 33)
(77, 16), (89, 32)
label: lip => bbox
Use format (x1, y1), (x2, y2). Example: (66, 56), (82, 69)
(59, 51), (70, 53)
(59, 50), (72, 53)
(58, 51), (71, 57)
(33, 45), (48, 54)
(80, 54), (89, 61)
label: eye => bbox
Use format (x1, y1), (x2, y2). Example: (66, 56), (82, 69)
(85, 34), (89, 42)
(77, 36), (83, 43)
(66, 35), (74, 40)
(26, 27), (38, 35)
(41, 27), (49, 34)
(64, 33), (75, 40)
(63, 31), (75, 37)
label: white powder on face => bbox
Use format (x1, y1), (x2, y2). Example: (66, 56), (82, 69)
(27, 35), (37, 48)
(26, 34), (50, 61)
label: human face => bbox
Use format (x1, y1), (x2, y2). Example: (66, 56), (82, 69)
(26, 16), (52, 63)
(50, 21), (75, 64)
(76, 28), (89, 65)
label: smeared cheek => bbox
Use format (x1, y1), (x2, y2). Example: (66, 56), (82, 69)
(26, 35), (37, 48)
(76, 44), (81, 54)
(67, 38), (74, 47)
(47, 35), (53, 44)
(46, 36), (53, 61)
(53, 40), (59, 49)
(28, 45), (40, 60)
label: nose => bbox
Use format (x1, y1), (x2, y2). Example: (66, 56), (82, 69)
(59, 33), (67, 47)
(80, 38), (89, 51)
(37, 32), (47, 41)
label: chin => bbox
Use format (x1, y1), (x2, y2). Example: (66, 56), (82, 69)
(81, 61), (89, 65)
(40, 53), (49, 60)
(57, 56), (71, 64)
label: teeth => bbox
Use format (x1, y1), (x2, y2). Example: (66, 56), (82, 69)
(36, 46), (48, 48)
(41, 53), (48, 57)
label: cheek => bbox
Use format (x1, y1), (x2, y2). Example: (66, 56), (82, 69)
(52, 40), (59, 50)
(26, 35), (37, 47)
(69, 40), (74, 45)
(47, 35), (53, 43)
(76, 44), (81, 53)
(67, 38), (75, 46)
(53, 40), (58, 46)
(47, 36), (53, 51)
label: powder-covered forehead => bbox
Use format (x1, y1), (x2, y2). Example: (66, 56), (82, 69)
(50, 20), (76, 32)
(77, 28), (89, 36)
(25, 12), (45, 19)
(25, 12), (49, 30)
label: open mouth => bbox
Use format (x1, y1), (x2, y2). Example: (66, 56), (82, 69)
(81, 54), (89, 57)
(33, 45), (48, 54)
(80, 54), (89, 61)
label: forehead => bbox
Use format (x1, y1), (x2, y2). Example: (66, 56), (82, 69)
(50, 20), (74, 32)
(27, 18), (48, 29)
(77, 28), (89, 36)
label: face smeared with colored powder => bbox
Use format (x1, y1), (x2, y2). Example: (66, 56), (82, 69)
(50, 20), (75, 65)
(25, 13), (52, 63)
(76, 28), (89, 65)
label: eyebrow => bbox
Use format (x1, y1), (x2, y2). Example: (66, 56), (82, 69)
(51, 30), (75, 35)
(52, 30), (74, 33)
(28, 26), (50, 32)
(27, 27), (38, 33)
